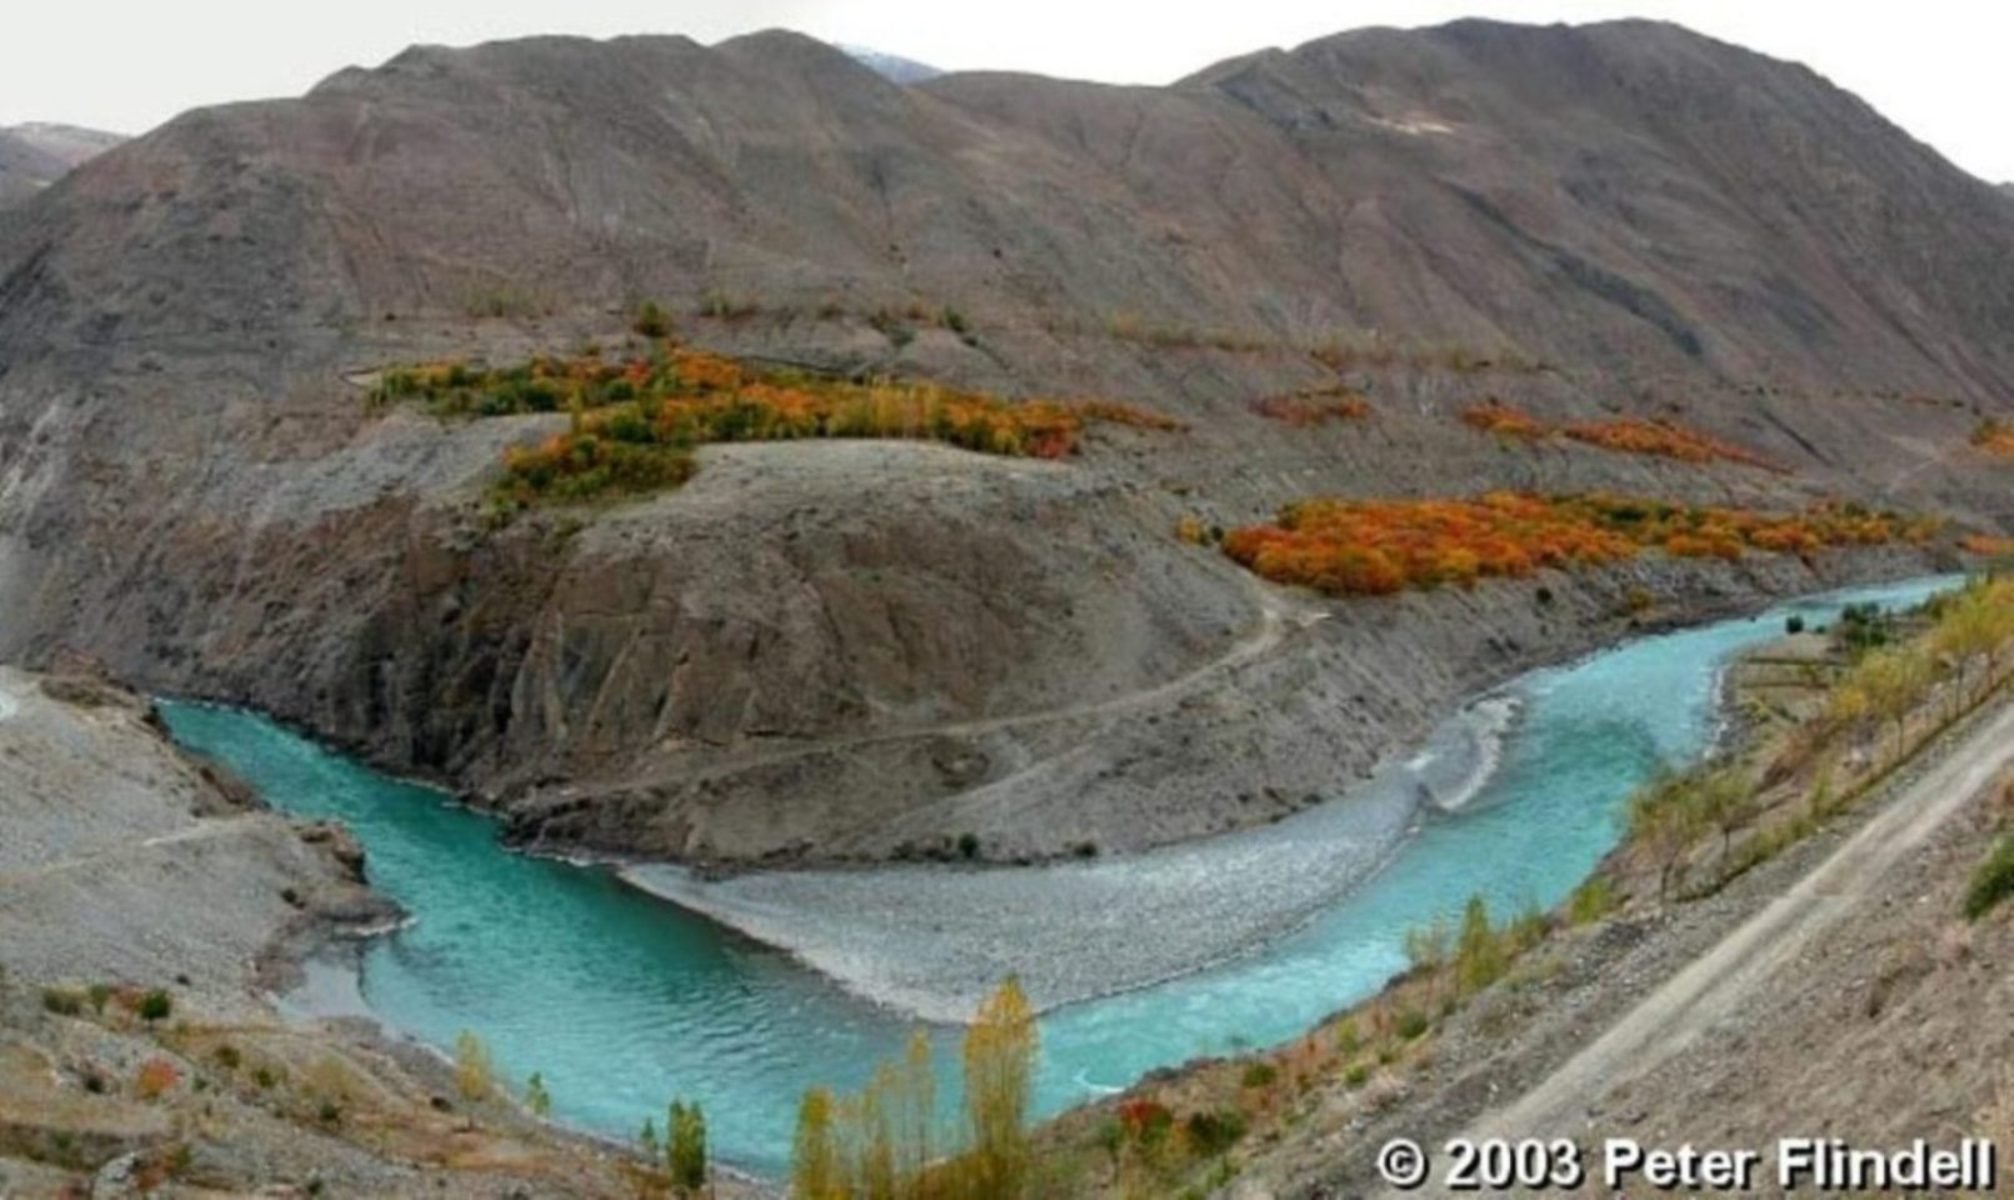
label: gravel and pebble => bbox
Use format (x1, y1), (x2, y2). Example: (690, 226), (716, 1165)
(626, 698), (1511, 1021)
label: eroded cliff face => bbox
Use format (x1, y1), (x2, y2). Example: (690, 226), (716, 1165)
(0, 356), (1947, 866)
(0, 20), (2004, 864)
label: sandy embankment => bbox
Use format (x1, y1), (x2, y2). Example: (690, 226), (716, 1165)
(624, 697), (1514, 1023)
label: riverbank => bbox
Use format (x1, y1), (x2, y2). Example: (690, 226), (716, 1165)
(0, 665), (743, 1197)
(140, 572), (1969, 1175)
(1025, 577), (2011, 1198)
(619, 695), (1502, 1022)
(619, 573), (1959, 1025)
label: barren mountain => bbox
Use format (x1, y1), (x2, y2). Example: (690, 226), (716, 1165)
(0, 122), (122, 206)
(0, 21), (2007, 867)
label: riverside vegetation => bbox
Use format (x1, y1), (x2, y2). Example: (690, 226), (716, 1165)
(1000, 574), (2014, 1197)
(421, 977), (1043, 1198)
(416, 577), (2010, 1198)
(790, 979), (1038, 1200)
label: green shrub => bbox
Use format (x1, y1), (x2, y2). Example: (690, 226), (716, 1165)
(1569, 876), (1616, 925)
(633, 301), (672, 339)
(1183, 1109), (1247, 1156)
(1402, 917), (1451, 971)
(1964, 836), (2014, 920)
(1395, 1010), (1431, 1041)
(1240, 1062), (1278, 1089)
(139, 989), (172, 1022)
(667, 1100), (708, 1196)
(1343, 1063), (1371, 1089)
(1454, 896), (1507, 995)
(41, 988), (83, 1016)
(957, 833), (981, 860)
(1835, 602), (1895, 654)
(1507, 902), (1550, 953)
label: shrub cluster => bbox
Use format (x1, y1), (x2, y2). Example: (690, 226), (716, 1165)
(1459, 401), (1547, 439)
(1457, 402), (1778, 470)
(1223, 492), (1932, 598)
(374, 344), (1181, 511)
(1967, 836), (2014, 920)
(1250, 385), (1372, 427)
(1562, 418), (1779, 470)
(1971, 419), (2014, 458)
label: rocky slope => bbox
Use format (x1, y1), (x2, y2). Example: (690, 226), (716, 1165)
(1249, 695), (2014, 1199)
(0, 666), (700, 1196)
(0, 20), (2007, 866)
(0, 122), (122, 207)
(1022, 613), (2014, 1197)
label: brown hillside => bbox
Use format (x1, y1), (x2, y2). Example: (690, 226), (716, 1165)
(0, 21), (2006, 864)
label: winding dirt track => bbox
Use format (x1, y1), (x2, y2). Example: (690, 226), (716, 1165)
(1461, 700), (2014, 1148)
(617, 575), (1318, 788)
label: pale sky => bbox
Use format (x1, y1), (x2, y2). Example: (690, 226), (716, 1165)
(5, 1), (2011, 183)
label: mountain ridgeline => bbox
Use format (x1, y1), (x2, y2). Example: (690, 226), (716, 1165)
(7, 22), (2014, 395)
(0, 21), (2007, 867)
(0, 122), (122, 206)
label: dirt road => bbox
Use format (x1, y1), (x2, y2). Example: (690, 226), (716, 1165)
(616, 573), (1318, 791)
(1462, 700), (2014, 1148)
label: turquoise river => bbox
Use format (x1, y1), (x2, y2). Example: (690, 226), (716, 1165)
(158, 574), (1960, 1172)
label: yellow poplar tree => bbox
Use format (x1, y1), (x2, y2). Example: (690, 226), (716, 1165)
(962, 976), (1037, 1198)
(453, 1030), (493, 1102)
(793, 1087), (841, 1200)
(900, 1029), (935, 1193)
(858, 1066), (897, 1199)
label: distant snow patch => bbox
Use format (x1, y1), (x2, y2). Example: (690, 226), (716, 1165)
(842, 45), (943, 84)
(1368, 114), (1457, 136)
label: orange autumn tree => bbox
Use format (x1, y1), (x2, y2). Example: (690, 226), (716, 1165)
(1251, 386), (1373, 427)
(1453, 403), (1777, 470)
(372, 342), (1182, 510)
(1562, 418), (1779, 471)
(133, 1058), (179, 1101)
(1458, 401), (1546, 439)
(1972, 419), (2014, 458)
(1224, 493), (1934, 598)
